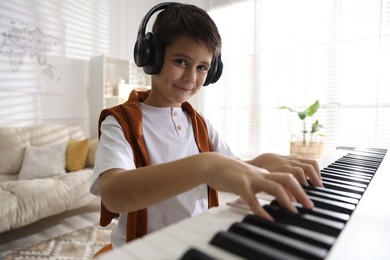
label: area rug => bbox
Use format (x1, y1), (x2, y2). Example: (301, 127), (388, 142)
(0, 222), (116, 260)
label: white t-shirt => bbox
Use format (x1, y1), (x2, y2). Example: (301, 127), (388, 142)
(90, 102), (235, 247)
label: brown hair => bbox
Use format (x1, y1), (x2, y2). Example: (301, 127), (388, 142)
(152, 3), (222, 58)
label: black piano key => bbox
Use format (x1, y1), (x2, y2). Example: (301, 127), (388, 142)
(325, 167), (375, 178)
(263, 204), (344, 236)
(271, 200), (350, 223)
(354, 147), (387, 153)
(180, 248), (217, 260)
(295, 204), (350, 223)
(344, 154), (384, 163)
(342, 157), (383, 166)
(210, 231), (301, 260)
(321, 169), (372, 184)
(322, 177), (368, 188)
(336, 159), (380, 169)
(307, 195), (356, 215)
(328, 163), (376, 175)
(349, 150), (387, 159)
(329, 159), (378, 168)
(322, 168), (373, 179)
(321, 172), (370, 185)
(322, 180), (365, 194)
(334, 160), (380, 168)
(228, 222), (328, 259)
(331, 166), (376, 176)
(242, 214), (336, 249)
(333, 160), (380, 169)
(304, 184), (362, 200)
(303, 187), (359, 205)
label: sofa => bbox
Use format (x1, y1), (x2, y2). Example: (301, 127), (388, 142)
(0, 124), (98, 233)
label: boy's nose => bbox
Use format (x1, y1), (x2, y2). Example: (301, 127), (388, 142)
(183, 68), (196, 83)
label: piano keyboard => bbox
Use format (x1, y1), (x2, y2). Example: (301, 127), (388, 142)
(97, 148), (390, 260)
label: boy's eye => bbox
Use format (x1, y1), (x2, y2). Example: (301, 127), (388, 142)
(174, 59), (187, 66)
(197, 65), (208, 72)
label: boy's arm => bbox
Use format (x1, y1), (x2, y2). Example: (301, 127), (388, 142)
(99, 152), (313, 221)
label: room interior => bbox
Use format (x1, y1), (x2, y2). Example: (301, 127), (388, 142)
(0, 0), (389, 258)
(0, 0), (193, 256)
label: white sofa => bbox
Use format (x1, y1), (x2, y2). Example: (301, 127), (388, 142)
(0, 124), (98, 233)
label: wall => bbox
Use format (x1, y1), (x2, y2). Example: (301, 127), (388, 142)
(0, 0), (209, 136)
(0, 0), (112, 135)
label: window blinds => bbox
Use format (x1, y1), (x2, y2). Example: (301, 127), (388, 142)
(0, 0), (109, 125)
(200, 0), (390, 159)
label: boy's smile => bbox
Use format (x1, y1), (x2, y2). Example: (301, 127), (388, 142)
(143, 36), (213, 107)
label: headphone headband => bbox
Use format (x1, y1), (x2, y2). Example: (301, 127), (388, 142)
(136, 2), (178, 40)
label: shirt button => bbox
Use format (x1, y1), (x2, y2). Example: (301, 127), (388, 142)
(173, 111), (178, 116)
(177, 125), (182, 131)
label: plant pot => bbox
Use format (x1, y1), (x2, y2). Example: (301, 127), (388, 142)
(290, 141), (324, 160)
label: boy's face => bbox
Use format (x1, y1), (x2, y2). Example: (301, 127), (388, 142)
(147, 36), (213, 107)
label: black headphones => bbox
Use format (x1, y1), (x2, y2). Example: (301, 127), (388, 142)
(133, 2), (223, 86)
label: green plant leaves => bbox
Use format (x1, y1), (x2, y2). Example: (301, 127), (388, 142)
(306, 100), (320, 116)
(279, 100), (322, 144)
(311, 119), (323, 134)
(298, 111), (307, 120)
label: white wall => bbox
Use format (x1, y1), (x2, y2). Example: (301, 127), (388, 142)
(0, 0), (210, 135)
(109, 0), (210, 59)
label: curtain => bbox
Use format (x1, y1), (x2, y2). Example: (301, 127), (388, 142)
(198, 0), (390, 159)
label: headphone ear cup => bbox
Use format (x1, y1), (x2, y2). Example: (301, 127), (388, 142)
(143, 33), (164, 75)
(204, 55), (223, 86)
(213, 57), (223, 82)
(133, 36), (150, 67)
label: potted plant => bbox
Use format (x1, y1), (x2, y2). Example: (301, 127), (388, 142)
(279, 100), (324, 159)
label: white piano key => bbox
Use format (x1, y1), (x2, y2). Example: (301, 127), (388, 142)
(161, 224), (246, 259)
(162, 223), (206, 244)
(226, 196), (271, 212)
(172, 205), (247, 243)
(97, 246), (139, 260)
(141, 229), (190, 259)
(191, 243), (247, 260)
(118, 237), (171, 259)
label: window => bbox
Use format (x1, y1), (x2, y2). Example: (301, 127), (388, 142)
(198, 0), (390, 159)
(0, 0), (109, 125)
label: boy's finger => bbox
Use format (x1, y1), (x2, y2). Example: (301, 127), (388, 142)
(264, 173), (313, 210)
(240, 192), (274, 221)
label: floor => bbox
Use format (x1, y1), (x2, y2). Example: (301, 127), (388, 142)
(0, 192), (237, 255)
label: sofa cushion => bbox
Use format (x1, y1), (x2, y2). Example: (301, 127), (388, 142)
(66, 139), (89, 172)
(0, 149), (24, 175)
(18, 144), (67, 180)
(0, 124), (86, 176)
(0, 128), (29, 175)
(87, 138), (98, 167)
(0, 188), (17, 232)
(0, 169), (95, 233)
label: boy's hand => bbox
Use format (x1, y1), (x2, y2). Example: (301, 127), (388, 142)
(205, 153), (314, 221)
(246, 153), (323, 187)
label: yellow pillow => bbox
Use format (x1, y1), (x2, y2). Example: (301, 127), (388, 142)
(66, 139), (90, 172)
(87, 138), (98, 167)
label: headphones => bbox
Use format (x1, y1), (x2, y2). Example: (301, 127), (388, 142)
(133, 2), (223, 86)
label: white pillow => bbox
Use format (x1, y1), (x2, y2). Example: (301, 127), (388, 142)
(18, 144), (67, 180)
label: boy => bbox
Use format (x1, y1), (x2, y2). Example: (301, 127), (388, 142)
(90, 2), (322, 248)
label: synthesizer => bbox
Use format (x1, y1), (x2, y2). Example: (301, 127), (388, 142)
(97, 147), (390, 259)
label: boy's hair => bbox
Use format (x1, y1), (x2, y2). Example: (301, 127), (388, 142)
(152, 3), (222, 58)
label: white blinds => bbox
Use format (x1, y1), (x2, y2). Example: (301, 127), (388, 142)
(0, 0), (109, 125)
(199, 0), (390, 159)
